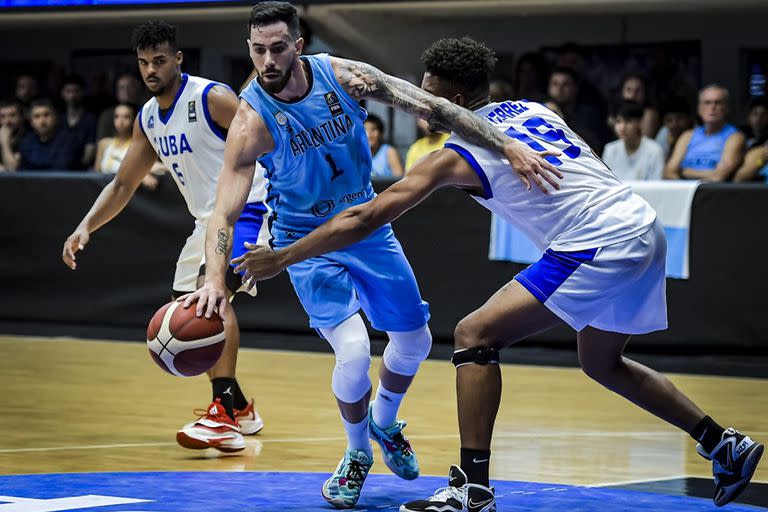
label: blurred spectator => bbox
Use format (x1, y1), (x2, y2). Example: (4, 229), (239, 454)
(548, 67), (609, 152)
(733, 141), (768, 183)
(405, 118), (449, 172)
(96, 73), (143, 140)
(93, 102), (162, 188)
(94, 103), (134, 173)
(615, 74), (659, 138)
(489, 79), (514, 102)
(85, 70), (117, 115)
(60, 75), (97, 169)
(647, 48), (699, 115)
(364, 114), (403, 179)
(664, 85), (744, 182)
(555, 43), (607, 117)
(0, 100), (26, 171)
(741, 97), (768, 150)
(655, 96), (693, 160)
(602, 101), (664, 181)
(14, 74), (39, 116)
(543, 97), (565, 118)
(511, 52), (549, 101)
(17, 99), (81, 171)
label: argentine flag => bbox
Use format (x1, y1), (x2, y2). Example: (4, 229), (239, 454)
(489, 181), (699, 279)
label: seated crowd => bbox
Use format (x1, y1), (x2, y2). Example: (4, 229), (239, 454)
(2, 48), (767, 185)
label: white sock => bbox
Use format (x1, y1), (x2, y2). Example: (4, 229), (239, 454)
(341, 414), (372, 455)
(372, 382), (405, 428)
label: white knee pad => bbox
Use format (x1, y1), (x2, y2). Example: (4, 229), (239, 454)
(320, 314), (372, 404)
(383, 324), (432, 377)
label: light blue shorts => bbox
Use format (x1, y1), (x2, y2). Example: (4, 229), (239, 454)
(278, 225), (430, 331)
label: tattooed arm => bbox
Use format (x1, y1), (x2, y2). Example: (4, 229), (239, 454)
(182, 100), (274, 319)
(330, 57), (562, 191)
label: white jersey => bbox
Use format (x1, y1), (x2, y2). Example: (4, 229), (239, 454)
(446, 100), (656, 252)
(139, 74), (267, 221)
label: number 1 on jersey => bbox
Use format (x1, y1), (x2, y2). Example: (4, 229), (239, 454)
(325, 154), (344, 181)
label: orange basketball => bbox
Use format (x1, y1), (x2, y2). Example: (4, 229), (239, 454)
(146, 301), (225, 377)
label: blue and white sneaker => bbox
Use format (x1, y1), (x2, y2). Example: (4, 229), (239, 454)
(696, 427), (764, 507)
(321, 449), (373, 509)
(369, 402), (419, 480)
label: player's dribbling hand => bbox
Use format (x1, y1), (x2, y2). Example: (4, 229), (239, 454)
(62, 227), (90, 270)
(179, 282), (229, 320)
(231, 242), (284, 290)
(504, 140), (564, 193)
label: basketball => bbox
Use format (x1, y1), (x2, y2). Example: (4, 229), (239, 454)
(146, 301), (225, 377)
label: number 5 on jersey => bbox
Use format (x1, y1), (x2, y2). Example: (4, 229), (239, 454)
(172, 163), (185, 186)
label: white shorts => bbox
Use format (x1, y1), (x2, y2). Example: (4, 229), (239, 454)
(173, 202), (271, 295)
(514, 220), (667, 335)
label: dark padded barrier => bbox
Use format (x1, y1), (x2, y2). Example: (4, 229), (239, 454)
(1, 173), (766, 349)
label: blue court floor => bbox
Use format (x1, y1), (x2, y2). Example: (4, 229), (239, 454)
(0, 471), (765, 512)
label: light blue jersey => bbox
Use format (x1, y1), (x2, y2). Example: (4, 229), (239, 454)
(239, 54), (429, 331)
(371, 143), (397, 178)
(681, 124), (738, 171)
(240, 54), (374, 244)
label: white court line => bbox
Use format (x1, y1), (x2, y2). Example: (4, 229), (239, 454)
(589, 474), (768, 487)
(0, 431), (692, 454)
(2, 430), (767, 455)
(0, 442), (174, 454)
(587, 474), (691, 487)
(0, 437), (338, 454)
(5, 335), (767, 380)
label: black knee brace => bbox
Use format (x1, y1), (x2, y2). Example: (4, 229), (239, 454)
(451, 347), (500, 368)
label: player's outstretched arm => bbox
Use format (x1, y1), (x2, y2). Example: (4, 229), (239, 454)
(62, 117), (159, 270)
(330, 57), (563, 193)
(232, 149), (480, 285)
(182, 101), (272, 319)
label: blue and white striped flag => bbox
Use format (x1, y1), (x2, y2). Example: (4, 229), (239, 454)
(489, 181), (700, 279)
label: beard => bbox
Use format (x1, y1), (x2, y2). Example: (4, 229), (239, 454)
(259, 67), (292, 94)
(145, 77), (169, 97)
(149, 83), (169, 97)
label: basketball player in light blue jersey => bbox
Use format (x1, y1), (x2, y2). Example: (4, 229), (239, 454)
(184, 3), (561, 509)
(233, 38), (763, 512)
(63, 21), (268, 454)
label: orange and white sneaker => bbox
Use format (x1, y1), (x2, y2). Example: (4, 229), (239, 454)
(176, 398), (245, 453)
(235, 399), (264, 435)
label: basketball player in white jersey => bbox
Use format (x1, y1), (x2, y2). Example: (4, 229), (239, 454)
(62, 21), (268, 453)
(232, 38), (763, 511)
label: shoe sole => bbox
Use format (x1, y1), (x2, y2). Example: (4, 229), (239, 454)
(175, 431), (245, 453)
(239, 419), (264, 436)
(398, 504), (495, 512)
(379, 453), (419, 481)
(321, 484), (356, 509)
(715, 442), (764, 507)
